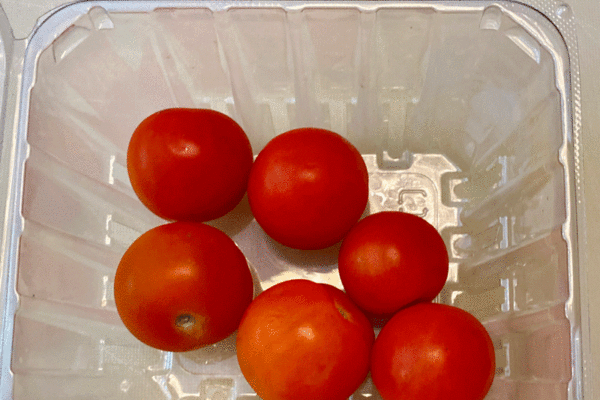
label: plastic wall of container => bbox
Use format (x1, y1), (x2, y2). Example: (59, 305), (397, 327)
(0, 1), (593, 399)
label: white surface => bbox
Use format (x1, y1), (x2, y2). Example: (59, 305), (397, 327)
(0, 0), (598, 398)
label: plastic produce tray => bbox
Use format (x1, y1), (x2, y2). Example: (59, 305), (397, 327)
(0, 1), (590, 399)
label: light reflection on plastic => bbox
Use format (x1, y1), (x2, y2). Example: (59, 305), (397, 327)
(105, 214), (112, 245)
(261, 269), (343, 291)
(109, 155), (116, 185)
(101, 275), (109, 307)
(503, 342), (511, 377)
(152, 374), (173, 399)
(500, 278), (510, 312)
(168, 374), (200, 398)
(499, 216), (509, 249)
(451, 290), (464, 304)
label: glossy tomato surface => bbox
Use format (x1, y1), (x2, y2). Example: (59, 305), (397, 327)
(236, 279), (374, 400)
(127, 108), (253, 222)
(114, 222), (253, 352)
(338, 211), (449, 315)
(371, 303), (496, 400)
(247, 128), (369, 250)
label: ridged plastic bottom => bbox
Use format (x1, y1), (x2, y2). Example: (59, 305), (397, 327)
(13, 2), (571, 399)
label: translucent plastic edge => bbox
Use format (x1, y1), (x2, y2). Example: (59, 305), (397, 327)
(0, 1), (587, 399)
(0, 3), (18, 399)
(507, 2), (589, 399)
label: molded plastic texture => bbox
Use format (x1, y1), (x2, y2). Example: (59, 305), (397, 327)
(0, 1), (584, 399)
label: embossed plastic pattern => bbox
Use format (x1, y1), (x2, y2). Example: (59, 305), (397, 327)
(1, 1), (581, 399)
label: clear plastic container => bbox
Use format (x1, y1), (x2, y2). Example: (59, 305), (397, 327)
(0, 1), (591, 399)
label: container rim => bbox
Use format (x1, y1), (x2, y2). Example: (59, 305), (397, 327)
(0, 1), (586, 399)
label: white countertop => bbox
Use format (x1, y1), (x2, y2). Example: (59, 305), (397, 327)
(1, 0), (598, 398)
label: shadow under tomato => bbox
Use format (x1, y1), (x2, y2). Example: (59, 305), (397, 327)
(364, 310), (395, 330)
(207, 194), (254, 237)
(177, 331), (238, 373)
(360, 200), (373, 220)
(353, 373), (383, 399)
(264, 236), (342, 272)
(366, 299), (437, 330)
(247, 259), (264, 298)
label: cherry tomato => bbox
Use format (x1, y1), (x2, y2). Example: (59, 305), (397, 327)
(371, 303), (495, 400)
(114, 222), (253, 352)
(338, 211), (449, 315)
(236, 279), (375, 400)
(127, 108), (253, 222)
(247, 128), (369, 250)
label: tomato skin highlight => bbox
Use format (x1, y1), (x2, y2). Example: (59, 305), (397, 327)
(114, 222), (254, 352)
(338, 211), (449, 315)
(247, 128), (369, 250)
(127, 108), (253, 222)
(236, 279), (375, 400)
(371, 303), (496, 400)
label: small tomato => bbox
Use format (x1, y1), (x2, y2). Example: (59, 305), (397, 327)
(114, 222), (254, 352)
(236, 279), (374, 400)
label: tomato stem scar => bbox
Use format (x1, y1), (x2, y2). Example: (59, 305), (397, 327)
(176, 314), (195, 329)
(334, 300), (353, 322)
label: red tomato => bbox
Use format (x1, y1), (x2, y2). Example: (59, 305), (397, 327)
(236, 279), (375, 400)
(371, 303), (495, 400)
(338, 211), (449, 315)
(247, 128), (369, 250)
(127, 108), (253, 222)
(114, 222), (253, 352)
